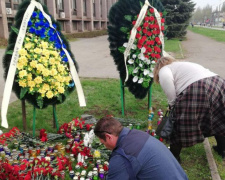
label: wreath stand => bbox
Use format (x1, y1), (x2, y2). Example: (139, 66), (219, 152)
(120, 79), (153, 116)
(22, 100), (59, 137)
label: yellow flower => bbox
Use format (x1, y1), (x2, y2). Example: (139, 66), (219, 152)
(34, 76), (43, 84)
(28, 80), (35, 88)
(27, 73), (32, 81)
(19, 48), (27, 56)
(93, 150), (101, 158)
(34, 48), (42, 54)
(30, 60), (37, 68)
(38, 88), (46, 94)
(54, 82), (60, 87)
(19, 70), (27, 78)
(49, 58), (56, 65)
(46, 91), (54, 99)
(36, 64), (44, 71)
(42, 69), (50, 77)
(57, 64), (65, 72)
(41, 41), (48, 49)
(43, 83), (50, 91)
(25, 37), (30, 41)
(34, 54), (38, 59)
(50, 69), (57, 76)
(17, 62), (24, 70)
(24, 42), (33, 49)
(19, 80), (27, 87)
(42, 49), (50, 57)
(58, 86), (65, 94)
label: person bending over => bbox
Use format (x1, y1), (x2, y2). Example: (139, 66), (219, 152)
(153, 55), (225, 161)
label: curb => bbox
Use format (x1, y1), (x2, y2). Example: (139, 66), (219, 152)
(203, 138), (221, 180)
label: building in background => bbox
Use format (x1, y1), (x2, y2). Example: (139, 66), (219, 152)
(0, 0), (117, 39)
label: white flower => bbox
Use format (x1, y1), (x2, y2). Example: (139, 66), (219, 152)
(138, 53), (145, 61)
(139, 63), (143, 68)
(133, 67), (139, 73)
(144, 69), (150, 76)
(152, 60), (156, 64)
(128, 59), (134, 64)
(138, 78), (143, 83)
(141, 47), (146, 53)
(133, 76), (138, 82)
(132, 54), (137, 58)
(123, 42), (128, 47)
(132, 44), (137, 50)
(149, 72), (154, 77)
(145, 59), (151, 65)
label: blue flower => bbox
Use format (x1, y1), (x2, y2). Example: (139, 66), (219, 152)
(62, 57), (68, 62)
(39, 12), (44, 20)
(40, 33), (46, 39)
(32, 12), (37, 18)
(53, 23), (57, 29)
(44, 22), (50, 28)
(35, 22), (40, 28)
(39, 20), (45, 26)
(55, 41), (62, 49)
(28, 20), (32, 27)
(62, 44), (67, 48)
(60, 50), (65, 57)
(29, 27), (36, 33)
(49, 36), (55, 42)
(48, 29), (54, 36)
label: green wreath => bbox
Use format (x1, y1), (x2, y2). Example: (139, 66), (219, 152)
(108, 0), (165, 99)
(3, 0), (77, 109)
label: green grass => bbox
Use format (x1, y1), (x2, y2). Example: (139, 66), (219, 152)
(188, 26), (225, 42)
(165, 38), (184, 59)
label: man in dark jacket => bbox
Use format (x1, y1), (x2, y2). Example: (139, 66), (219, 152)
(94, 117), (188, 180)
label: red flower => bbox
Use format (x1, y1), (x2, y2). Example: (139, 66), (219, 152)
(150, 8), (154, 14)
(149, 16), (154, 22)
(161, 18), (165, 23)
(147, 31), (152, 36)
(143, 22), (148, 28)
(144, 16), (149, 21)
(136, 33), (141, 39)
(40, 129), (48, 142)
(132, 20), (136, 25)
(161, 26), (165, 31)
(137, 27), (142, 31)
(155, 54), (161, 59)
(142, 28), (147, 34)
(149, 24), (154, 29)
(86, 124), (92, 131)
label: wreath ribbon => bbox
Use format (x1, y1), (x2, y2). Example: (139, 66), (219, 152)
(1, 0), (86, 128)
(124, 0), (166, 82)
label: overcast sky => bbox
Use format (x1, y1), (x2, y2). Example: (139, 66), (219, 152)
(192, 0), (225, 10)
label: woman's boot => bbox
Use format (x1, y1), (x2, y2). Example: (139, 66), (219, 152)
(170, 144), (182, 163)
(213, 135), (225, 158)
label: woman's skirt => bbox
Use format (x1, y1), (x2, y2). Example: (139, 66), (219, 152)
(170, 76), (225, 147)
